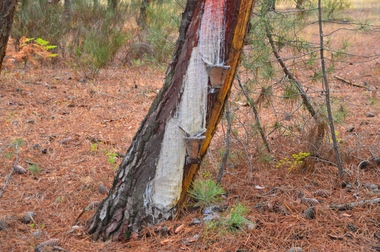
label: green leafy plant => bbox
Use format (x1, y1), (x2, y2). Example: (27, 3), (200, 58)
(12, 138), (24, 147)
(70, 19), (127, 77)
(276, 152), (310, 172)
(188, 179), (226, 210)
(28, 164), (41, 174)
(56, 196), (64, 203)
(333, 104), (350, 124)
(223, 203), (252, 232)
(90, 143), (99, 152)
(208, 203), (253, 234)
(102, 149), (118, 170)
(259, 153), (274, 164)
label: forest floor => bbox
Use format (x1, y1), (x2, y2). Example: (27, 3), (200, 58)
(1, 5), (380, 252)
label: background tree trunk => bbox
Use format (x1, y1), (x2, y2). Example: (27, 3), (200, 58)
(64, 0), (71, 17)
(88, 0), (255, 241)
(108, 0), (117, 12)
(137, 0), (152, 28)
(0, 0), (18, 72)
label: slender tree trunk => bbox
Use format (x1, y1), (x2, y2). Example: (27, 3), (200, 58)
(318, 0), (344, 177)
(88, 0), (255, 241)
(137, 0), (152, 28)
(0, 0), (18, 72)
(217, 101), (231, 183)
(237, 75), (271, 153)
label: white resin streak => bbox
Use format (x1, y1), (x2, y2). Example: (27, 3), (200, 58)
(148, 0), (226, 215)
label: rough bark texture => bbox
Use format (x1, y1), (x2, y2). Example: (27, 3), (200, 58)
(0, 0), (18, 72)
(88, 0), (255, 241)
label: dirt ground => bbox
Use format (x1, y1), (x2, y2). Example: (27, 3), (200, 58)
(1, 4), (380, 252)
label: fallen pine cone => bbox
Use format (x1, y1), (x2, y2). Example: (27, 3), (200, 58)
(0, 220), (9, 232)
(35, 239), (60, 252)
(14, 165), (27, 174)
(21, 212), (36, 223)
(304, 206), (316, 220)
(98, 184), (109, 195)
(301, 197), (319, 206)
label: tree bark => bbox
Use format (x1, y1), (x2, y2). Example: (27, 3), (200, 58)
(137, 0), (152, 28)
(88, 0), (255, 241)
(0, 0), (18, 72)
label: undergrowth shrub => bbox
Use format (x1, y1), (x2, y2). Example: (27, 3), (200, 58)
(126, 1), (181, 66)
(143, 2), (181, 64)
(208, 203), (253, 234)
(11, 0), (131, 76)
(12, 1), (68, 51)
(188, 179), (225, 210)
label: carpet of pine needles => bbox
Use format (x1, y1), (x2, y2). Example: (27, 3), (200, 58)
(1, 5), (380, 252)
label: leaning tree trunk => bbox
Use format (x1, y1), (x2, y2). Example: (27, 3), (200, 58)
(0, 0), (18, 72)
(88, 0), (255, 241)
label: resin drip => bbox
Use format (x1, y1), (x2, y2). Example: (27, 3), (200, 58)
(147, 0), (227, 218)
(199, 0), (226, 65)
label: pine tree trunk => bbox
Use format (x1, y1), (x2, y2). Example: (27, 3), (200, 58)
(0, 0), (18, 72)
(88, 0), (255, 241)
(137, 0), (152, 28)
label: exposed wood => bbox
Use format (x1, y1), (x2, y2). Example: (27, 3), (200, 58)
(0, 0), (18, 72)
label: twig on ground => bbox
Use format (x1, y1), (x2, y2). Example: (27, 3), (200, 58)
(0, 144), (19, 199)
(225, 171), (255, 186)
(334, 75), (367, 88)
(23, 81), (55, 89)
(330, 198), (380, 210)
(193, 216), (205, 252)
(96, 91), (121, 100)
(26, 160), (38, 166)
(73, 158), (85, 164)
(261, 187), (283, 196)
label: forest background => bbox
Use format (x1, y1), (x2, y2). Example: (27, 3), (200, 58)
(1, 0), (380, 251)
